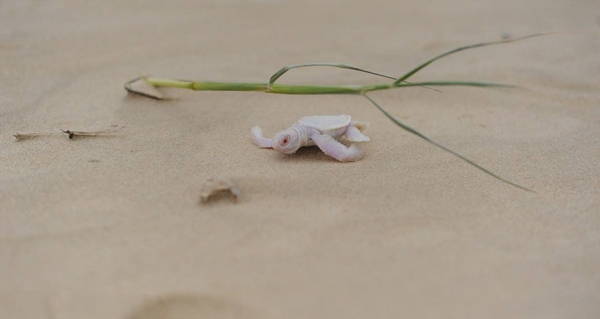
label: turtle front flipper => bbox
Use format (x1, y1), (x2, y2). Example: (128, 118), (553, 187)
(344, 125), (370, 142)
(251, 126), (273, 148)
(311, 133), (364, 162)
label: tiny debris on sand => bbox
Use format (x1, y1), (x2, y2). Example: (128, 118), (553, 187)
(200, 178), (240, 203)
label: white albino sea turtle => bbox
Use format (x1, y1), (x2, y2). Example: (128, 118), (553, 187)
(251, 114), (370, 162)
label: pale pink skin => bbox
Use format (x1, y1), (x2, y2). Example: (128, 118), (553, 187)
(251, 119), (369, 162)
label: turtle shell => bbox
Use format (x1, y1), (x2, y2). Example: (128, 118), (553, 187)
(297, 115), (352, 136)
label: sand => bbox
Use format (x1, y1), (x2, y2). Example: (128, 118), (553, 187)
(1, 0), (599, 318)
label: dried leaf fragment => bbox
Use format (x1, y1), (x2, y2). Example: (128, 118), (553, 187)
(124, 76), (165, 100)
(200, 178), (240, 203)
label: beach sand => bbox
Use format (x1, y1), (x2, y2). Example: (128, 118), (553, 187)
(1, 0), (599, 318)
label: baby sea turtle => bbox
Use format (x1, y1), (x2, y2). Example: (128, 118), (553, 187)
(251, 114), (370, 162)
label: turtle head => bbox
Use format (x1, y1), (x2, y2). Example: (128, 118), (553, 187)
(273, 128), (302, 154)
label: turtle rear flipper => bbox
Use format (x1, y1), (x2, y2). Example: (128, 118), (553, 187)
(312, 133), (364, 162)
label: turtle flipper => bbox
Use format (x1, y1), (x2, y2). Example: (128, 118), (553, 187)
(251, 126), (273, 148)
(311, 133), (364, 162)
(344, 125), (370, 142)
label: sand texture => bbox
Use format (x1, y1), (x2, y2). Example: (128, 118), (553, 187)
(1, 0), (599, 318)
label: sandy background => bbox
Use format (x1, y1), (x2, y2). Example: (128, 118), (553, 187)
(1, 0), (599, 318)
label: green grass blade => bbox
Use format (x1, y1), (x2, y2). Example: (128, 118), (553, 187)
(394, 33), (547, 85)
(363, 94), (534, 192)
(269, 63), (442, 93)
(269, 63), (397, 89)
(394, 81), (516, 89)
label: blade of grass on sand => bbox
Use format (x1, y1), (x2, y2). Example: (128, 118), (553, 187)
(394, 33), (547, 85)
(394, 81), (515, 89)
(268, 63), (397, 89)
(363, 93), (534, 192)
(269, 63), (441, 92)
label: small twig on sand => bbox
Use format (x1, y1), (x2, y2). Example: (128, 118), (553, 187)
(14, 126), (123, 141)
(61, 128), (120, 139)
